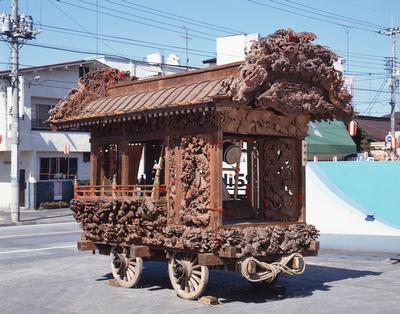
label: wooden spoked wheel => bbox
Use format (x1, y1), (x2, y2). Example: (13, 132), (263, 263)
(110, 247), (143, 288)
(168, 252), (209, 300)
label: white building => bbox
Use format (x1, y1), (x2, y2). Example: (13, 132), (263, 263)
(0, 55), (191, 209)
(216, 33), (260, 65)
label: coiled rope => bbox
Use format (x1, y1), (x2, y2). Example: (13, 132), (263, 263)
(238, 253), (305, 283)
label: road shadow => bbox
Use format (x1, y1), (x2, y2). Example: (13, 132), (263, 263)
(97, 261), (381, 304)
(210, 264), (381, 304)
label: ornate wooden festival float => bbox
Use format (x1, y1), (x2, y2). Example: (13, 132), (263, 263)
(49, 29), (352, 300)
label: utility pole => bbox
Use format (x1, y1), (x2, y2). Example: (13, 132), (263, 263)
(343, 26), (351, 74)
(380, 27), (400, 139)
(0, 0), (38, 222)
(10, 0), (20, 223)
(181, 26), (192, 69)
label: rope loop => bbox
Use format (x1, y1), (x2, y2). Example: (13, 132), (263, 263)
(238, 253), (305, 283)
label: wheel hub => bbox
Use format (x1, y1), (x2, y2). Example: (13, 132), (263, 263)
(181, 261), (193, 278)
(175, 264), (184, 280)
(113, 254), (128, 272)
(175, 260), (193, 281)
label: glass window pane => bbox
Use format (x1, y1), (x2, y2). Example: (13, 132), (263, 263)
(59, 158), (68, 179)
(68, 158), (78, 179)
(49, 158), (57, 180)
(37, 105), (50, 120)
(40, 158), (49, 180)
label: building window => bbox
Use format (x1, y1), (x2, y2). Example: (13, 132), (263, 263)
(31, 104), (54, 130)
(79, 66), (90, 78)
(40, 157), (78, 180)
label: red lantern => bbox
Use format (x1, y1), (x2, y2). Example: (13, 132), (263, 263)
(63, 143), (70, 155)
(348, 120), (357, 136)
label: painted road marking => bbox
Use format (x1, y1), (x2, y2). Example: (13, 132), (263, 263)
(0, 245), (76, 255)
(0, 221), (77, 229)
(0, 230), (80, 239)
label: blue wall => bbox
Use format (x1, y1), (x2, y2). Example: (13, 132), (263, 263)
(308, 161), (400, 229)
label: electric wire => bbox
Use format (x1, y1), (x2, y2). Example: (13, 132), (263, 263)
(78, 0), (221, 38)
(0, 38), (199, 68)
(39, 24), (215, 58)
(37, 23), (248, 59)
(282, 0), (387, 29)
(361, 76), (389, 114)
(106, 0), (244, 34)
(48, 0), (129, 60)
(54, 0), (216, 42)
(246, 0), (380, 33)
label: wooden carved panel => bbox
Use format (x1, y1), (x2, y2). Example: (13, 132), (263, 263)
(167, 135), (211, 227)
(258, 137), (302, 222)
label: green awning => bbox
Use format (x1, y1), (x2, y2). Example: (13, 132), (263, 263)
(306, 120), (356, 157)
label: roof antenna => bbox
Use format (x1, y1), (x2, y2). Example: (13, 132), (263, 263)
(181, 26), (192, 70)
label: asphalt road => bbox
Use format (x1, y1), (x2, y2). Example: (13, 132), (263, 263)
(0, 223), (399, 314)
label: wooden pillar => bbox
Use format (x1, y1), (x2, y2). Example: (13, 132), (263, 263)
(173, 144), (183, 224)
(298, 138), (306, 223)
(74, 175), (78, 198)
(165, 135), (172, 223)
(209, 130), (223, 227)
(120, 140), (130, 186)
(90, 143), (98, 186)
(112, 174), (117, 199)
(98, 144), (105, 186)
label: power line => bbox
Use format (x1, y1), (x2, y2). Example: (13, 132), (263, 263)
(337, 0), (400, 20)
(40, 23), (389, 70)
(54, 0), (215, 42)
(0, 38), (199, 68)
(0, 61), (35, 68)
(355, 76), (388, 82)
(48, 0), (128, 60)
(107, 0), (244, 35)
(348, 64), (386, 72)
(41, 26), (213, 61)
(353, 87), (393, 94)
(359, 76), (389, 114)
(43, 22), (389, 69)
(38, 23), (255, 61)
(39, 24), (215, 58)
(346, 71), (387, 76)
(246, 0), (380, 33)
(79, 0), (220, 38)
(335, 49), (391, 61)
(282, 0), (387, 29)
(344, 59), (386, 68)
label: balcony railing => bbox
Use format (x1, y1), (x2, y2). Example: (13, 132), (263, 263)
(31, 118), (51, 130)
(74, 184), (167, 202)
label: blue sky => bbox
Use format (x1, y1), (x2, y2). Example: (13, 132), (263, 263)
(1, 0), (400, 116)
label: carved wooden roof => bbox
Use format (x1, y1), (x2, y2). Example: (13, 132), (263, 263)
(50, 62), (239, 128)
(50, 29), (354, 129)
(80, 79), (223, 118)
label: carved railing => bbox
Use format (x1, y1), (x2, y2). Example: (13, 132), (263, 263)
(74, 184), (167, 202)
